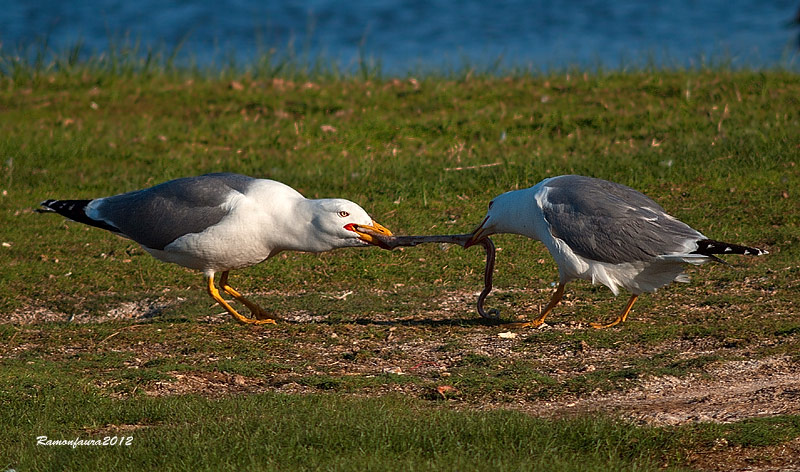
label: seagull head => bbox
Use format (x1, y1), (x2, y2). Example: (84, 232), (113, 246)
(312, 199), (393, 250)
(464, 190), (524, 248)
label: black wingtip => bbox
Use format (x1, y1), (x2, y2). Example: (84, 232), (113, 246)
(36, 201), (57, 213)
(693, 239), (768, 257)
(37, 198), (121, 233)
(39, 198), (90, 214)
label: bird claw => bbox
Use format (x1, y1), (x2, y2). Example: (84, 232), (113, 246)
(252, 308), (277, 321)
(590, 320), (619, 329)
(236, 315), (277, 325)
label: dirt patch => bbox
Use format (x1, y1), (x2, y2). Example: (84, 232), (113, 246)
(144, 371), (272, 397)
(5, 298), (170, 324)
(511, 355), (800, 425)
(687, 436), (800, 472)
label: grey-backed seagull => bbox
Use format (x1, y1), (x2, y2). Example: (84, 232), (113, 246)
(465, 175), (767, 328)
(38, 173), (392, 325)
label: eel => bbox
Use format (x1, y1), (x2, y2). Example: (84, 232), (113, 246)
(359, 231), (499, 319)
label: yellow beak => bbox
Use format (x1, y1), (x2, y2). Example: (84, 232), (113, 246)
(352, 221), (394, 248)
(464, 215), (491, 248)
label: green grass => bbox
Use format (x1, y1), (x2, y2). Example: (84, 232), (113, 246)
(1, 386), (683, 471)
(2, 369), (798, 471)
(1, 50), (799, 470)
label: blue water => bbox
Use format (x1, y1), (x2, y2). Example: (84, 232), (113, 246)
(2, 0), (799, 74)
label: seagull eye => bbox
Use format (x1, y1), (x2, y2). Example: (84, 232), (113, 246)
(338, 211), (350, 218)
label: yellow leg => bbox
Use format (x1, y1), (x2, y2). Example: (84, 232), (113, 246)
(219, 271), (276, 322)
(503, 282), (566, 328)
(590, 294), (638, 329)
(206, 275), (275, 325)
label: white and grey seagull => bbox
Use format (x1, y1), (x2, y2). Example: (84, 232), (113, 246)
(465, 175), (767, 329)
(38, 173), (392, 325)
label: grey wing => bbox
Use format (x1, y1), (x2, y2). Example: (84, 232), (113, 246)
(90, 173), (256, 250)
(541, 176), (704, 264)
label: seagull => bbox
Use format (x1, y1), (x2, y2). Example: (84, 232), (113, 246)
(38, 173), (392, 325)
(465, 175), (767, 329)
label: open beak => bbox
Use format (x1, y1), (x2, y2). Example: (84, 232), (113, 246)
(350, 221), (394, 249)
(464, 215), (491, 248)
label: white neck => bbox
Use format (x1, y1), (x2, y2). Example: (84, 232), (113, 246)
(496, 187), (545, 241)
